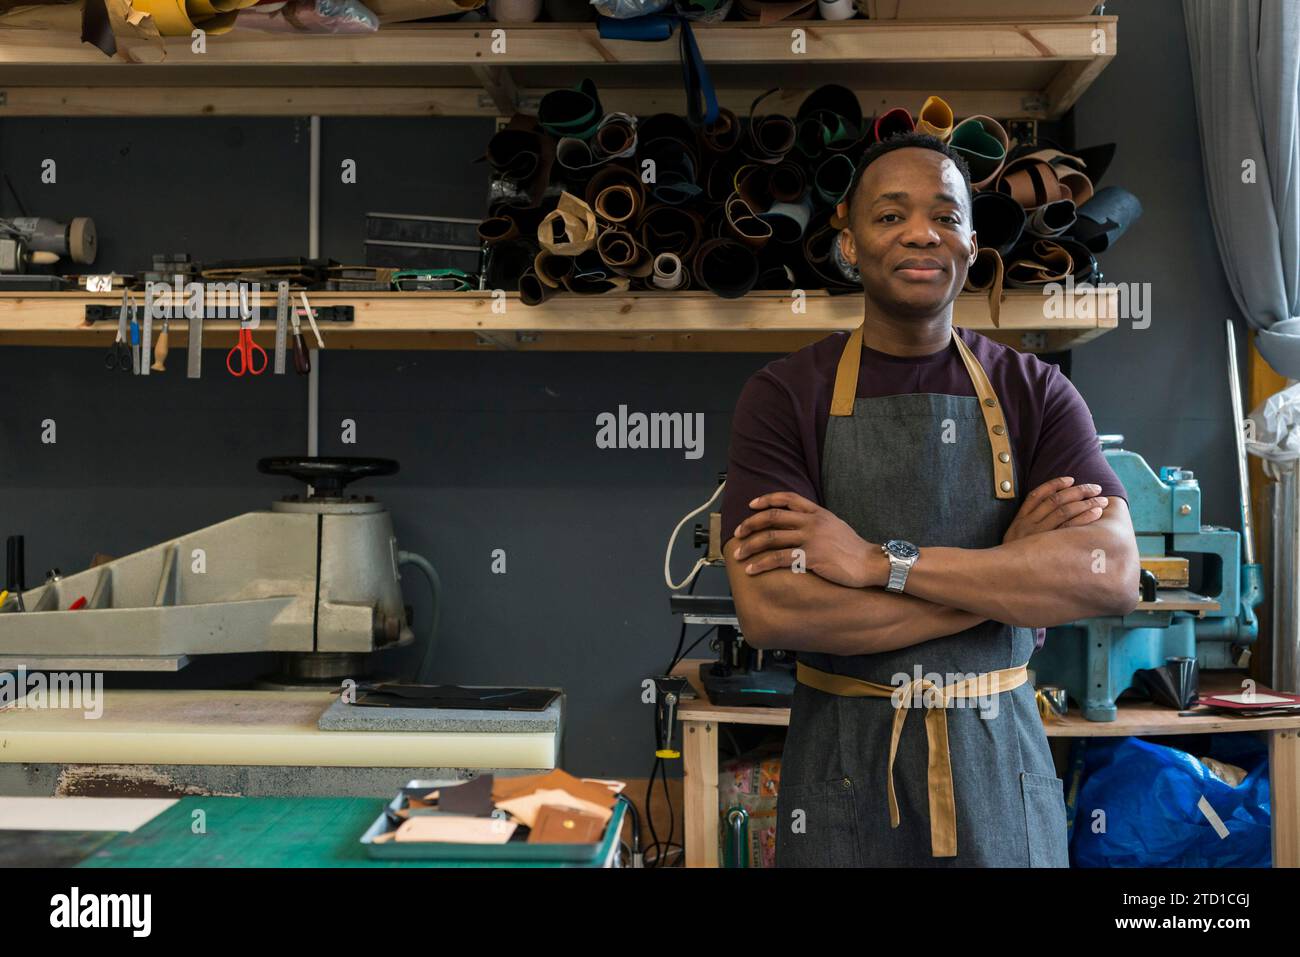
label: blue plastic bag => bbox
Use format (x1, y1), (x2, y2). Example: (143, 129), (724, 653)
(1070, 735), (1271, 867)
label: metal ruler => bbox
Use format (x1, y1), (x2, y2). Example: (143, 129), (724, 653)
(274, 280), (289, 375)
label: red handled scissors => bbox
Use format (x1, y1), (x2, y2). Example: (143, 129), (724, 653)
(226, 317), (268, 377)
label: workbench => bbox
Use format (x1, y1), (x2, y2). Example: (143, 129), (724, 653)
(673, 659), (1300, 868)
(0, 688), (562, 798)
(0, 796), (625, 867)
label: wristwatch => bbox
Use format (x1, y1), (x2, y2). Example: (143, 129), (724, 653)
(881, 540), (920, 593)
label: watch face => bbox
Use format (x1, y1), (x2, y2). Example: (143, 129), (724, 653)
(884, 540), (920, 561)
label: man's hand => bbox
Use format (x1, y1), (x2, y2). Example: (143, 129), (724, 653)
(732, 491), (877, 588)
(1002, 476), (1109, 545)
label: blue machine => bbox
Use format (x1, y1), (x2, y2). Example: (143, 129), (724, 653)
(1030, 439), (1263, 721)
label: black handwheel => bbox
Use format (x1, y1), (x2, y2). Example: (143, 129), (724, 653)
(258, 456), (399, 497)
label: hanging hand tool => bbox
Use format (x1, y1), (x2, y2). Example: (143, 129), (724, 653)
(290, 305), (310, 375)
(151, 316), (170, 372)
(129, 312), (142, 375)
(140, 280), (157, 375)
(226, 314), (268, 377)
(299, 291), (324, 349)
(273, 280), (289, 374)
(105, 290), (133, 372)
(187, 288), (205, 380)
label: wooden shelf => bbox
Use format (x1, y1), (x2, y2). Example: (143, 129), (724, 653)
(0, 17), (1115, 118)
(0, 288), (1118, 352)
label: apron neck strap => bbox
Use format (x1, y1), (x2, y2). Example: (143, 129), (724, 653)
(829, 324), (1017, 500)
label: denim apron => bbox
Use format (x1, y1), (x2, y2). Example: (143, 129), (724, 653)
(774, 325), (1070, 868)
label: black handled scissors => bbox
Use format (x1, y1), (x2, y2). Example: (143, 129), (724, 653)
(105, 292), (135, 372)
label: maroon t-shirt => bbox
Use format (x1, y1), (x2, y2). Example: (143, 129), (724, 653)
(721, 326), (1126, 649)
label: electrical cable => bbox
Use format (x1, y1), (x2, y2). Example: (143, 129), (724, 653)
(397, 550), (442, 684)
(663, 479), (725, 590)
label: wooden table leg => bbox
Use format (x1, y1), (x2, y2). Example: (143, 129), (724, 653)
(682, 719), (718, 868)
(1270, 729), (1299, 868)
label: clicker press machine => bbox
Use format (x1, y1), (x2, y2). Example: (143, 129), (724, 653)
(0, 457), (420, 679)
(1030, 437), (1262, 721)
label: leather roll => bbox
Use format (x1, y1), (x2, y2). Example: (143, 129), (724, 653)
(1026, 198), (1077, 239)
(596, 229), (655, 278)
(1004, 239), (1073, 287)
(1058, 168), (1094, 206)
(640, 136), (702, 205)
(915, 96), (954, 143)
(704, 156), (743, 203)
(555, 136), (606, 188)
(651, 252), (686, 290)
(744, 89), (797, 165)
(701, 107), (742, 158)
(594, 183), (640, 225)
(963, 247), (1004, 328)
(997, 148), (1086, 209)
(802, 210), (859, 290)
(537, 191), (598, 256)
(724, 193), (774, 249)
(692, 237), (759, 299)
(770, 161), (807, 202)
(813, 152), (856, 205)
(1070, 185), (1142, 253)
(484, 238), (541, 292)
(1074, 143), (1116, 189)
(971, 189), (1026, 258)
(518, 268), (553, 306)
(639, 204), (704, 260)
(795, 84), (865, 159)
(594, 112), (638, 160)
(759, 192), (813, 244)
(1054, 236), (1098, 283)
(477, 216), (521, 246)
(735, 163), (775, 211)
(538, 78), (603, 141)
(534, 249), (573, 288)
(482, 114), (555, 207)
(562, 249), (630, 294)
(950, 115), (1009, 189)
(755, 262), (796, 290)
(584, 163), (645, 218)
(872, 107), (914, 144)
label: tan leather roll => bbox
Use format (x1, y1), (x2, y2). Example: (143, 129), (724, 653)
(594, 184), (640, 225)
(963, 247), (1004, 328)
(537, 191), (597, 256)
(724, 193), (774, 249)
(596, 229), (654, 278)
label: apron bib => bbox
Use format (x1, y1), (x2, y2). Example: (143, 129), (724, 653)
(774, 325), (1070, 868)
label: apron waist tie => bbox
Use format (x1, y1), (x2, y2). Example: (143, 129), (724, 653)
(795, 659), (1030, 859)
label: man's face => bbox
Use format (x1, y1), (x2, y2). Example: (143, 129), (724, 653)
(836, 148), (977, 318)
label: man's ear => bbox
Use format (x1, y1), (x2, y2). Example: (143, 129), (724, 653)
(967, 230), (979, 267)
(838, 226), (856, 266)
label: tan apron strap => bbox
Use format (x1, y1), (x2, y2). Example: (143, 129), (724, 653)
(827, 325), (1016, 499)
(829, 323), (863, 416)
(796, 660), (1030, 859)
(951, 332), (1016, 499)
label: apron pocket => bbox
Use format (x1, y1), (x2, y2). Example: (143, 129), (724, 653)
(1020, 771), (1069, 868)
(775, 778), (861, 868)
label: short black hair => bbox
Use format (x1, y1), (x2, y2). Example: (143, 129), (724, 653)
(843, 131), (974, 224)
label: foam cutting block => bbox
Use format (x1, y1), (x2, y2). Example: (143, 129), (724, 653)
(0, 690), (558, 770)
(316, 691), (563, 734)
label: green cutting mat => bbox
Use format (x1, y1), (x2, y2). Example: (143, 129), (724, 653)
(77, 797), (600, 868)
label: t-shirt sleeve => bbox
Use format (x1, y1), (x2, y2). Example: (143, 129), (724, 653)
(720, 370), (820, 541)
(1026, 365), (1127, 502)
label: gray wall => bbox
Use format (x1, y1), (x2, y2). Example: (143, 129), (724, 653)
(0, 0), (1237, 776)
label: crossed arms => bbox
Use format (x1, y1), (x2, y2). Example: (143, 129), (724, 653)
(724, 476), (1140, 655)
